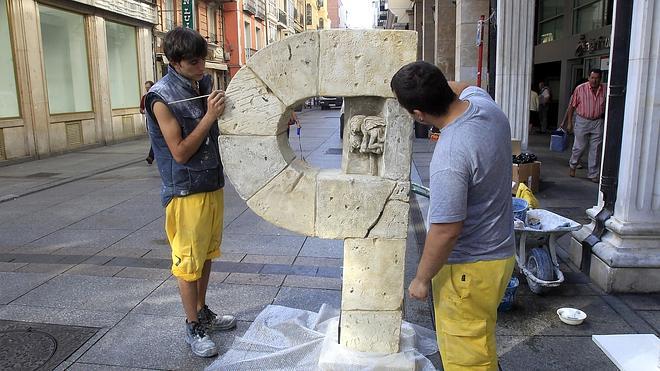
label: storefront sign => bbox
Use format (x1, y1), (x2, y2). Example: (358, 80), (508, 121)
(182, 0), (195, 29)
(575, 34), (610, 57)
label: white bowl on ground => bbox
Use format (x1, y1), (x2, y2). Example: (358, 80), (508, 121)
(557, 307), (587, 325)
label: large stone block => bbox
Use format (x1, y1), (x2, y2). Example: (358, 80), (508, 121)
(318, 30), (417, 98)
(342, 238), (405, 310)
(247, 32), (319, 107)
(341, 97), (385, 176)
(367, 201), (410, 239)
(379, 99), (413, 181)
(315, 170), (395, 238)
(219, 67), (288, 136)
(390, 181), (410, 202)
(247, 159), (318, 235)
(340, 309), (402, 353)
(219, 133), (296, 200)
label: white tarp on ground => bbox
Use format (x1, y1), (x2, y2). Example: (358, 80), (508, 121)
(592, 334), (660, 371)
(206, 304), (438, 370)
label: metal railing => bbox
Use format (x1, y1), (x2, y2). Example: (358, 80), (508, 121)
(245, 47), (258, 60)
(278, 9), (287, 24)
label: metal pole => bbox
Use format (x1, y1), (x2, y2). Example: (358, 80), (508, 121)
(476, 15), (485, 87)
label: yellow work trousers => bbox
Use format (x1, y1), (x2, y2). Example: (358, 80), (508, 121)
(165, 189), (224, 282)
(432, 256), (515, 371)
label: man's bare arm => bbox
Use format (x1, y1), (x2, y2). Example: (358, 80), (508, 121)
(565, 104), (576, 132)
(152, 91), (225, 164)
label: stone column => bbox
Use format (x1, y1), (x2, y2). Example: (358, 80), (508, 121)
(454, 0), (488, 86)
(421, 0), (434, 63)
(413, 0), (423, 60)
(434, 0), (455, 80)
(569, 0), (660, 293)
(87, 15), (113, 144)
(494, 0), (533, 151)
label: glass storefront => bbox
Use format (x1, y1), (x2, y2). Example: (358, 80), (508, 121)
(39, 5), (92, 114)
(0, 0), (20, 118)
(106, 21), (140, 109)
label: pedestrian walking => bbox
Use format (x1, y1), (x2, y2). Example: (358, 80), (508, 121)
(563, 69), (606, 183)
(538, 81), (551, 134)
(144, 27), (236, 358)
(140, 80), (155, 164)
(391, 61), (515, 371)
(530, 86), (539, 132)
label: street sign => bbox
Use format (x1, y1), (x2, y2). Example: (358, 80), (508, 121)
(182, 0), (194, 29)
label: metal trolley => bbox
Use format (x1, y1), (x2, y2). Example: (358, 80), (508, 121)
(514, 209), (581, 294)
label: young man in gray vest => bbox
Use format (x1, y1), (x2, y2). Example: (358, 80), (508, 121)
(145, 27), (236, 358)
(392, 61), (515, 370)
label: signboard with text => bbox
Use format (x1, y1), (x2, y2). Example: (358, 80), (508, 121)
(182, 0), (195, 29)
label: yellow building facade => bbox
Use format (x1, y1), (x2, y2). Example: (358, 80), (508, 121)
(0, 0), (156, 163)
(305, 0), (329, 30)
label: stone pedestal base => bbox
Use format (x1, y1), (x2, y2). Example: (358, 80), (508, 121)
(568, 220), (660, 293)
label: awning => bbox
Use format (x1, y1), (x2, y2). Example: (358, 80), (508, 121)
(206, 62), (228, 71)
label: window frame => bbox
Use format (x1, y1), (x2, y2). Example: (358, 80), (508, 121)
(572, 0), (605, 34)
(537, 0), (564, 45)
(105, 20), (141, 110)
(1, 0), (22, 120)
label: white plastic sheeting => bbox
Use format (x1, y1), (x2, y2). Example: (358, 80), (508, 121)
(206, 304), (439, 370)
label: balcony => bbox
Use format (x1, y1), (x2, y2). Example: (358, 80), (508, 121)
(278, 9), (287, 25)
(207, 33), (217, 44)
(243, 0), (257, 15)
(245, 47), (258, 60)
(255, 0), (266, 20)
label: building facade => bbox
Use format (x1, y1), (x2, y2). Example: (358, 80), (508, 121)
(223, 0), (267, 77)
(1, 0), (157, 163)
(325, 0), (345, 28)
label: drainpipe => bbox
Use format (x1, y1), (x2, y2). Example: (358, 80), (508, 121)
(487, 0), (496, 98)
(580, 0), (633, 274)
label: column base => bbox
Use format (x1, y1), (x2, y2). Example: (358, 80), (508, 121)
(568, 219), (660, 293)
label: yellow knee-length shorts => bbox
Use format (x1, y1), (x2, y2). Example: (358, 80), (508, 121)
(432, 255), (515, 371)
(165, 189), (224, 282)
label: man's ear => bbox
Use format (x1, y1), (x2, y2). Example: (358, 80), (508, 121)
(412, 109), (425, 123)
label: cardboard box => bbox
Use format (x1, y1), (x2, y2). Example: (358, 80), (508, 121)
(512, 161), (541, 193)
(512, 140), (522, 155)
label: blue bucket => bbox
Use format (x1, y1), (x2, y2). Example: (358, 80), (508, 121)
(512, 197), (529, 221)
(498, 276), (519, 312)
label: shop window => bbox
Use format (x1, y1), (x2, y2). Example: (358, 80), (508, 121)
(39, 5), (92, 114)
(573, 0), (604, 34)
(0, 0), (20, 118)
(106, 21), (140, 109)
(537, 0), (563, 44)
(164, 0), (175, 30)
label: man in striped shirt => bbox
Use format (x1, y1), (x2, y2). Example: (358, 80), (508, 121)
(565, 68), (606, 183)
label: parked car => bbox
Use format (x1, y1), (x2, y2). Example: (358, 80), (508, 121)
(319, 96), (343, 110)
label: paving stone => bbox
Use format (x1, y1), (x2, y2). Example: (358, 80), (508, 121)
(260, 263), (318, 276)
(134, 281), (279, 321)
(403, 296), (435, 331)
(638, 311), (660, 333)
(67, 362), (158, 371)
(241, 254), (296, 265)
(81, 255), (114, 265)
(217, 253), (246, 262)
(115, 267), (171, 280)
(0, 304), (125, 328)
(105, 257), (170, 269)
(96, 246), (151, 258)
(617, 293), (660, 311)
(13, 275), (162, 313)
(64, 264), (124, 277)
(316, 266), (342, 279)
(0, 262), (27, 272)
(224, 273), (285, 287)
(79, 312), (250, 370)
(109, 228), (169, 250)
(517, 282), (600, 296)
(0, 272), (54, 304)
(26, 229), (133, 254)
(498, 335), (617, 371)
(6, 253), (65, 264)
(298, 237), (343, 258)
(67, 201), (161, 230)
(273, 286), (341, 313)
(294, 256), (342, 267)
(56, 255), (90, 265)
(496, 295), (635, 337)
(221, 233), (305, 256)
(283, 275), (342, 291)
(16, 263), (74, 274)
(224, 208), (303, 236)
(212, 261), (263, 274)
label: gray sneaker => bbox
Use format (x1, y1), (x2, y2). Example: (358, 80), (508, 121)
(197, 305), (237, 332)
(185, 321), (218, 357)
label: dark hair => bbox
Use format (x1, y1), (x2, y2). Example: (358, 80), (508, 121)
(589, 68), (603, 77)
(145, 80), (154, 86)
(164, 27), (207, 63)
(390, 61), (456, 116)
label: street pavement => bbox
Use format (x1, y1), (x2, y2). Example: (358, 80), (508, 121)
(0, 108), (658, 370)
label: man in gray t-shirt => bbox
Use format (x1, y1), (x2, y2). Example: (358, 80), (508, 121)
(391, 61), (515, 370)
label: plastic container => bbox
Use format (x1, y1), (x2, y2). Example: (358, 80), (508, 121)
(498, 276), (519, 312)
(557, 307), (587, 325)
(512, 197), (529, 222)
(550, 129), (568, 152)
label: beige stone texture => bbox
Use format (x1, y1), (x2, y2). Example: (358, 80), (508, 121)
(318, 30), (417, 98)
(111, 116), (123, 140)
(81, 119), (96, 145)
(2, 126), (28, 158)
(340, 310), (402, 353)
(133, 114), (145, 134)
(342, 238), (406, 310)
(48, 123), (67, 152)
(219, 133), (296, 200)
(590, 254), (660, 293)
(390, 181), (411, 202)
(341, 97), (385, 175)
(368, 201), (410, 239)
(247, 32), (319, 107)
(88, 16), (113, 144)
(219, 67), (288, 136)
(379, 99), (413, 181)
(247, 159), (318, 235)
(315, 170), (395, 238)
